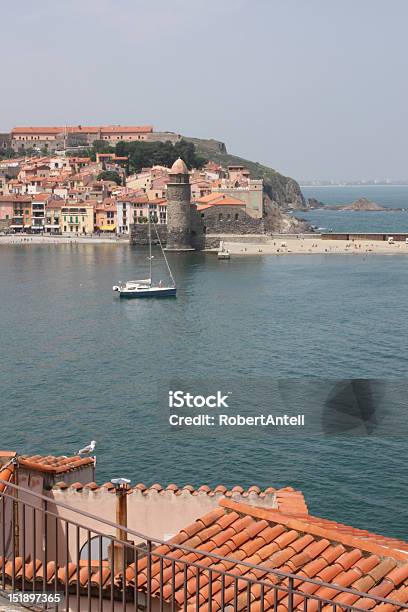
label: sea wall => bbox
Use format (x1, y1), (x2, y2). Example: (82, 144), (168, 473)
(203, 234), (271, 248)
(129, 224), (168, 245)
(200, 205), (265, 235)
(321, 233), (408, 241)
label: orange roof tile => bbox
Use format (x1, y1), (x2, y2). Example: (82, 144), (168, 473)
(32, 192), (52, 201)
(196, 192), (226, 204)
(99, 125), (152, 134)
(1, 496), (408, 610)
(196, 193), (246, 211)
(0, 195), (31, 203)
(12, 125), (153, 135)
(51, 481), (282, 499)
(19, 454), (94, 474)
(125, 500), (408, 610)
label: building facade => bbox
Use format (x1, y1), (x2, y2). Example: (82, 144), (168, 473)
(60, 203), (94, 235)
(10, 196), (32, 232)
(212, 179), (264, 218)
(95, 198), (117, 232)
(10, 125), (154, 152)
(0, 197), (14, 230)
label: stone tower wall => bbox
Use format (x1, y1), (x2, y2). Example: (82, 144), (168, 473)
(166, 173), (194, 250)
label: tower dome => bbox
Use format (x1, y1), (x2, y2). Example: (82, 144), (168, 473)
(170, 157), (188, 174)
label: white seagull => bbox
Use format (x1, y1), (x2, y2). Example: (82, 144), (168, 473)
(77, 440), (96, 456)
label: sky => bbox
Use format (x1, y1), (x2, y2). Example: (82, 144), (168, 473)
(2, 0), (408, 181)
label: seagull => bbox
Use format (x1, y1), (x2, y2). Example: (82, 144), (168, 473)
(77, 441), (96, 456)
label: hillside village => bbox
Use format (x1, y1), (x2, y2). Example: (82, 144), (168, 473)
(0, 125), (309, 239)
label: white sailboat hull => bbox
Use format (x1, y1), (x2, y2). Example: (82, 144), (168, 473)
(113, 284), (177, 298)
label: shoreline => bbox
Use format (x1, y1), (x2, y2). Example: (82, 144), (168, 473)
(2, 234), (408, 256)
(222, 237), (408, 256)
(0, 234), (128, 245)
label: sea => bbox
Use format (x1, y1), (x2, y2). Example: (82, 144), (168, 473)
(299, 185), (408, 233)
(1, 185), (408, 540)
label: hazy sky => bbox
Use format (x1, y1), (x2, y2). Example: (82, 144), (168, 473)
(2, 0), (408, 180)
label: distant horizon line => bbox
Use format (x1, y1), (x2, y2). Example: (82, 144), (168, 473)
(300, 182), (408, 187)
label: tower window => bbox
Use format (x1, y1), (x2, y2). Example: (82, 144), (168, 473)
(218, 213), (223, 221)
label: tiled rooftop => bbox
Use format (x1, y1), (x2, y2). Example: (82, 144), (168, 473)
(197, 194), (246, 210)
(18, 454), (94, 474)
(128, 499), (408, 611)
(3, 499), (408, 610)
(11, 125), (153, 135)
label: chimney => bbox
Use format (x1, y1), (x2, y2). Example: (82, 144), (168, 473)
(110, 478), (132, 570)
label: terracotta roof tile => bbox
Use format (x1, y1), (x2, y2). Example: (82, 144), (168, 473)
(12, 125), (152, 135)
(388, 566), (408, 588)
(2, 484), (408, 611)
(126, 499), (408, 610)
(19, 453), (94, 474)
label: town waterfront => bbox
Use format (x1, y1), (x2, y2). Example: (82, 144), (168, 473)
(1, 243), (408, 539)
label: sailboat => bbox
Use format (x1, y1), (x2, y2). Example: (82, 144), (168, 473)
(113, 218), (177, 298)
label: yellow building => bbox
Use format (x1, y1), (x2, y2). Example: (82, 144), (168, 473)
(60, 203), (94, 235)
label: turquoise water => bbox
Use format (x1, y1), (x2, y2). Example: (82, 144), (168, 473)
(1, 244), (408, 539)
(299, 185), (408, 232)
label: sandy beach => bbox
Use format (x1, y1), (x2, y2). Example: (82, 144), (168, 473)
(222, 237), (408, 256)
(2, 234), (408, 255)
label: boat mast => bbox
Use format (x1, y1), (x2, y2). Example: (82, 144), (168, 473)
(148, 207), (152, 284)
(153, 222), (176, 288)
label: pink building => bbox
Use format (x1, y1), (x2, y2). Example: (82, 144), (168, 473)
(0, 196), (14, 229)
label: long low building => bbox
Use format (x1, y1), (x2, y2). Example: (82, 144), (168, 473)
(9, 125), (182, 152)
(10, 125), (153, 151)
(321, 232), (408, 241)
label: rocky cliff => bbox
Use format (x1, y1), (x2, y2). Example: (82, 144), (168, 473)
(185, 136), (306, 210)
(340, 197), (385, 211)
(263, 202), (312, 233)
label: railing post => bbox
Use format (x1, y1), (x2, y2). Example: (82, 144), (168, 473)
(288, 576), (294, 612)
(43, 499), (47, 595)
(1, 496), (5, 590)
(146, 539), (152, 612)
(65, 522), (70, 612)
(22, 502), (26, 594)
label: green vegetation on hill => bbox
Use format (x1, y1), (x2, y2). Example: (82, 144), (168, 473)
(70, 140), (206, 174)
(115, 140), (206, 173)
(97, 170), (123, 185)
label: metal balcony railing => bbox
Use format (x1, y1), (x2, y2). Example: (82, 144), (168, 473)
(1, 478), (408, 612)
